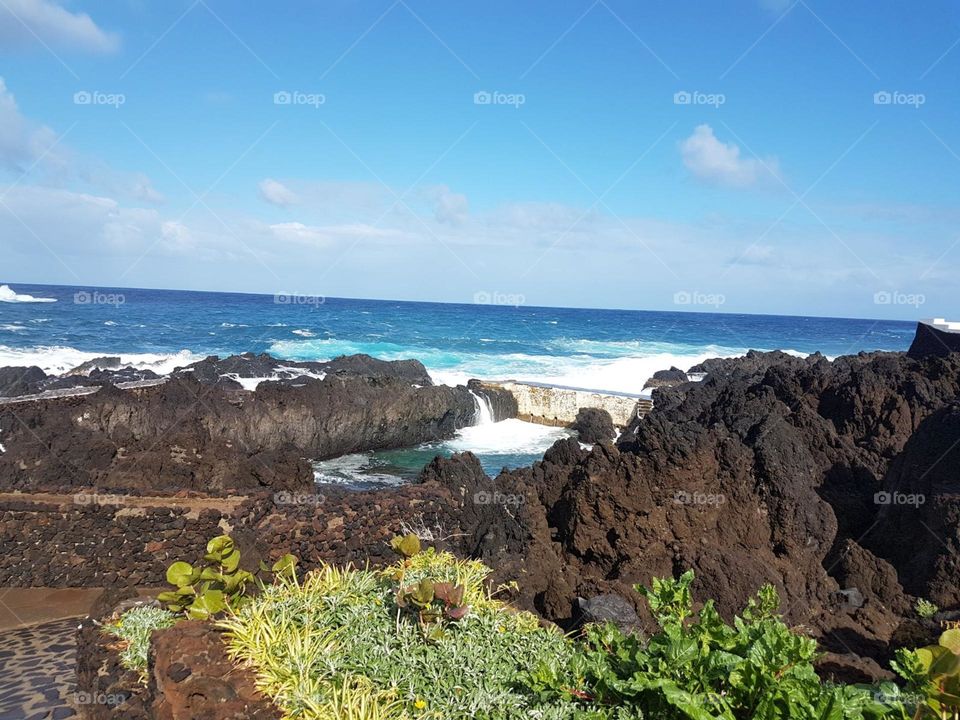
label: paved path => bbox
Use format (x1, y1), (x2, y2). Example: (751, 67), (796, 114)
(0, 617), (80, 719)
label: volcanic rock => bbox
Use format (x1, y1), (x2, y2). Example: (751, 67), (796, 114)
(571, 407), (615, 443)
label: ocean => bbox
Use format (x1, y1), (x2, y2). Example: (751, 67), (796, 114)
(0, 283), (917, 485)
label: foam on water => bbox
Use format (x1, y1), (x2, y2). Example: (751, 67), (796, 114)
(269, 337), (750, 395)
(0, 285), (57, 303)
(0, 345), (204, 375)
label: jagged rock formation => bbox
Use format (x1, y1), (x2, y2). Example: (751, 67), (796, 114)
(421, 350), (960, 674)
(570, 407), (615, 443)
(0, 354), (478, 493)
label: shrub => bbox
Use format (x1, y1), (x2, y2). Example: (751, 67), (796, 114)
(527, 570), (906, 719)
(915, 598), (940, 620)
(893, 628), (960, 719)
(219, 542), (577, 719)
(103, 605), (178, 678)
(157, 534), (296, 620)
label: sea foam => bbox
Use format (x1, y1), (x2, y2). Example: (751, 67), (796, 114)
(0, 285), (57, 303)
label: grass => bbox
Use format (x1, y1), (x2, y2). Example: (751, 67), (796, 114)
(103, 605), (178, 678)
(218, 548), (577, 719)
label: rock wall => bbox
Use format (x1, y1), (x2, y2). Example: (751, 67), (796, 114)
(484, 381), (649, 426)
(0, 495), (245, 586)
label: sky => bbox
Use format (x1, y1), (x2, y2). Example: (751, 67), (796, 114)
(0, 0), (958, 320)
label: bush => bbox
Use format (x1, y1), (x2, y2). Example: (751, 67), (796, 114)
(103, 605), (178, 678)
(157, 534), (296, 620)
(527, 571), (907, 720)
(893, 628), (960, 719)
(219, 544), (577, 719)
(218, 544), (916, 720)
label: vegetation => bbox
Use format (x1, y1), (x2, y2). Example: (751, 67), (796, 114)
(103, 605), (178, 677)
(893, 629), (960, 719)
(528, 570), (907, 719)
(137, 534), (957, 719)
(219, 543), (577, 719)
(157, 534), (296, 620)
(915, 598), (940, 620)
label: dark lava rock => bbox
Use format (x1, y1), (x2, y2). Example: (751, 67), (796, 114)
(177, 352), (433, 388)
(67, 357), (123, 375)
(0, 356), (477, 494)
(643, 366), (689, 389)
(418, 350), (960, 676)
(577, 594), (642, 633)
(571, 407), (615, 443)
(907, 321), (960, 358)
(0, 365), (46, 397)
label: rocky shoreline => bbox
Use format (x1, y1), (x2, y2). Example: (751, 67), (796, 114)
(0, 327), (958, 715)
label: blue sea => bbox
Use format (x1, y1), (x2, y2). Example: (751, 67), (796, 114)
(0, 283), (917, 484)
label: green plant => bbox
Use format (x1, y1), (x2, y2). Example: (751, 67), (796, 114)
(527, 570), (905, 720)
(219, 543), (577, 719)
(103, 605), (178, 678)
(893, 628), (960, 719)
(157, 534), (297, 620)
(915, 598), (940, 620)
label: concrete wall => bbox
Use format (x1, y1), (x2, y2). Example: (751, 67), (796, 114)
(482, 381), (651, 427)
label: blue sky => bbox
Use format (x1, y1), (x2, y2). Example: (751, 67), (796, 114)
(1, 0), (958, 319)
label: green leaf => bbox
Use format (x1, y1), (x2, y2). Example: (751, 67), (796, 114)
(220, 548), (241, 572)
(165, 561), (195, 587)
(390, 534), (421, 558)
(271, 553), (297, 576)
(205, 535), (235, 559)
(193, 589), (227, 616)
(940, 629), (960, 654)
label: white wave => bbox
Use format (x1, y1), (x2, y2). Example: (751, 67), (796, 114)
(266, 336), (824, 396)
(313, 453), (407, 487)
(0, 285), (57, 303)
(103, 320), (117, 326)
(447, 419), (569, 456)
(292, 329), (316, 337)
(0, 324), (26, 332)
(0, 345), (205, 375)
(220, 366), (326, 391)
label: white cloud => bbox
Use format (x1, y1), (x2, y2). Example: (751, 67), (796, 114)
(426, 185), (469, 225)
(0, 77), (161, 201)
(680, 124), (780, 189)
(0, 77), (69, 174)
(258, 178), (299, 207)
(0, 0), (119, 53)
